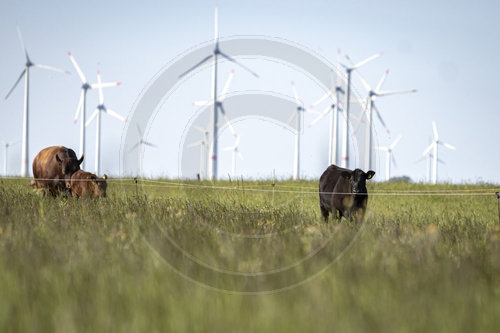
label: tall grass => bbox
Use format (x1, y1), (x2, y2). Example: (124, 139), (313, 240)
(0, 178), (499, 332)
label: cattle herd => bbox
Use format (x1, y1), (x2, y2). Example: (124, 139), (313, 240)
(31, 146), (375, 221)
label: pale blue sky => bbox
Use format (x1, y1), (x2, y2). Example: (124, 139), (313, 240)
(1, 0), (499, 183)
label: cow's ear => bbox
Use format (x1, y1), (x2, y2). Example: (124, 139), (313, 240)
(66, 182), (71, 189)
(102, 174), (108, 180)
(366, 170), (375, 179)
(341, 171), (351, 180)
(56, 154), (62, 164)
(78, 154), (84, 165)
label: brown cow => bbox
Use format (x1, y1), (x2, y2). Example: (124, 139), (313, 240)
(32, 146), (84, 196)
(68, 170), (108, 198)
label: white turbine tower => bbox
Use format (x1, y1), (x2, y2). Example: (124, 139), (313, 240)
(187, 125), (210, 180)
(68, 52), (120, 170)
(376, 135), (402, 181)
(223, 135), (243, 178)
(179, 6), (258, 180)
(422, 121), (456, 184)
(309, 49), (345, 166)
(85, 71), (126, 175)
(286, 81), (318, 180)
(340, 52), (381, 168)
(192, 69), (241, 179)
(354, 69), (417, 170)
(5, 26), (68, 177)
(1, 139), (20, 176)
(129, 125), (156, 177)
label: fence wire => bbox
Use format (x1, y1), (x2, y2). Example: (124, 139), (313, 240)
(1, 176), (499, 197)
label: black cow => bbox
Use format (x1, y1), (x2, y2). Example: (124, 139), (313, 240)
(319, 165), (375, 221)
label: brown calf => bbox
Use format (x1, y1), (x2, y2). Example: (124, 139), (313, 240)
(68, 170), (108, 198)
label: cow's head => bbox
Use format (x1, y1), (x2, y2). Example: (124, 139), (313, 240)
(56, 154), (84, 176)
(92, 174), (108, 198)
(341, 169), (375, 194)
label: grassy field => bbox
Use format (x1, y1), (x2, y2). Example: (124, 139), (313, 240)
(0, 178), (499, 332)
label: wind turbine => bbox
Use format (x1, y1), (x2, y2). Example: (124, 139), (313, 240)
(68, 52), (120, 170)
(354, 69), (417, 170)
(376, 135), (401, 181)
(5, 26), (68, 177)
(129, 125), (156, 177)
(286, 81), (318, 180)
(178, 5), (258, 180)
(309, 49), (345, 166)
(340, 52), (381, 168)
(187, 125), (210, 180)
(85, 71), (126, 175)
(421, 121), (456, 184)
(417, 137), (446, 183)
(223, 135), (243, 178)
(1, 139), (20, 176)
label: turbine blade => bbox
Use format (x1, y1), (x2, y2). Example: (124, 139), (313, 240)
(128, 143), (140, 152)
(390, 135), (402, 150)
(351, 52), (382, 70)
(438, 158), (446, 165)
(375, 146), (389, 151)
(97, 71), (104, 104)
(432, 121), (439, 141)
(309, 105), (331, 127)
(73, 90), (84, 123)
(237, 151), (244, 160)
(415, 155), (427, 163)
(441, 142), (456, 150)
(286, 110), (297, 126)
(291, 81), (302, 107)
(391, 154), (398, 168)
(91, 81), (121, 89)
(223, 146), (233, 151)
(178, 55), (213, 78)
(5, 69), (26, 100)
(187, 140), (203, 148)
(192, 100), (213, 106)
(214, 6), (219, 39)
(219, 51), (259, 78)
(352, 96), (370, 135)
(373, 104), (390, 134)
(218, 103), (236, 136)
(356, 71), (371, 93)
(34, 63), (68, 74)
(422, 142), (434, 157)
(104, 108), (126, 122)
(375, 69), (389, 92)
(219, 69), (235, 101)
(16, 26), (29, 61)
(142, 141), (157, 148)
(192, 125), (206, 133)
(67, 52), (87, 83)
(85, 109), (99, 127)
(310, 91), (332, 109)
(376, 89), (417, 97)
(136, 124), (142, 137)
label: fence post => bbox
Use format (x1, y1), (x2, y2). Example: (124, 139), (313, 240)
(496, 192), (500, 224)
(271, 169), (276, 206)
(134, 177), (138, 197)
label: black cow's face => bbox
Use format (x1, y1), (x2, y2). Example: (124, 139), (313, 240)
(341, 169), (375, 194)
(56, 154), (84, 176)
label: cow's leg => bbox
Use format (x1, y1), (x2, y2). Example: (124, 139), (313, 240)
(320, 205), (329, 222)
